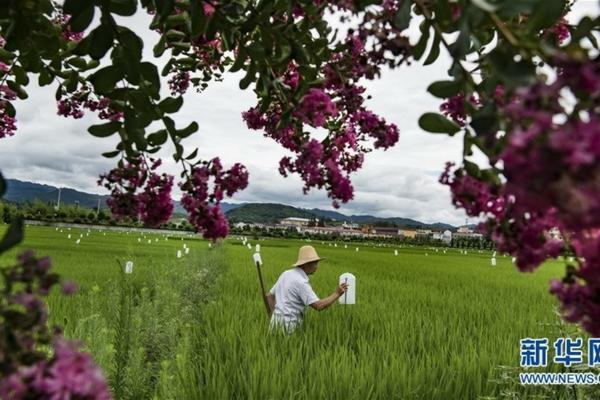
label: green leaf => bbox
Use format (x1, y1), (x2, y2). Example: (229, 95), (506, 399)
(64, 0), (91, 16)
(84, 23), (115, 60)
(140, 62), (160, 98)
(418, 112), (461, 135)
(190, 0), (207, 36)
(89, 65), (123, 93)
(176, 122), (199, 139)
(413, 22), (430, 60)
(498, 0), (542, 18)
(7, 81), (28, 99)
(527, 0), (566, 32)
(427, 80), (462, 98)
(109, 0), (138, 16)
(147, 129), (168, 146)
(0, 218), (23, 255)
(488, 49), (536, 86)
(571, 17), (595, 41)
(69, 5), (95, 33)
(463, 160), (481, 177)
(229, 47), (247, 73)
(394, 0), (412, 31)
(88, 121), (121, 137)
(153, 35), (167, 57)
(159, 97), (183, 114)
(449, 25), (471, 58)
(102, 150), (121, 158)
(185, 148), (199, 160)
(239, 64), (256, 90)
(424, 33), (441, 65)
(67, 57), (88, 69)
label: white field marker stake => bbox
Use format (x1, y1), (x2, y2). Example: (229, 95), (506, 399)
(125, 261), (133, 274)
(76, 239), (80, 245)
(177, 250), (182, 258)
(255, 244), (260, 253)
(355, 247), (359, 252)
(185, 247), (190, 255)
(208, 242), (212, 248)
(339, 273), (356, 305)
(394, 250), (398, 256)
(491, 257), (497, 267)
(68, 234), (71, 239)
(247, 243), (252, 250)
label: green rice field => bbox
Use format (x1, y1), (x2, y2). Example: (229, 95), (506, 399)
(0, 224), (592, 399)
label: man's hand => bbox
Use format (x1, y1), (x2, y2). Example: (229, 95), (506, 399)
(336, 282), (349, 296)
(311, 283), (350, 311)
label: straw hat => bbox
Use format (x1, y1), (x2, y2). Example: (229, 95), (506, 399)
(292, 245), (325, 267)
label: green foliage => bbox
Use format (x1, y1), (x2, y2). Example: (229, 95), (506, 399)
(418, 112), (461, 135)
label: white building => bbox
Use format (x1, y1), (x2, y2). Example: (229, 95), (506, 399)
(280, 217), (311, 227)
(442, 230), (452, 244)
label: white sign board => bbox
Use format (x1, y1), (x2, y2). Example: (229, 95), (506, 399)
(255, 244), (260, 253)
(339, 273), (356, 305)
(253, 252), (262, 266)
(125, 261), (133, 274)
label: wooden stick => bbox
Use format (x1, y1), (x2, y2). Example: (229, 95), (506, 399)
(256, 261), (270, 316)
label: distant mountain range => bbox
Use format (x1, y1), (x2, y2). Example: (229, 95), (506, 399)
(227, 203), (455, 230)
(2, 178), (457, 230)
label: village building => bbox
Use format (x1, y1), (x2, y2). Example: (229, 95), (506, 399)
(279, 217), (311, 228)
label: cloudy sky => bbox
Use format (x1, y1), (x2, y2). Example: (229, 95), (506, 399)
(0, 2), (597, 226)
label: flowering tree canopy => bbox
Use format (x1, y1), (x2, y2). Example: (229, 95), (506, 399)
(0, 0), (599, 396)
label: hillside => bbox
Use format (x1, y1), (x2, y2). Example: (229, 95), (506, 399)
(3, 179), (457, 229)
(226, 203), (317, 223)
(3, 179), (243, 214)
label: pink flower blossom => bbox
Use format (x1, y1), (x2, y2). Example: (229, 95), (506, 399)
(297, 88), (337, 128)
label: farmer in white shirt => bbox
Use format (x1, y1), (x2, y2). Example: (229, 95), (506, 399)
(266, 245), (348, 333)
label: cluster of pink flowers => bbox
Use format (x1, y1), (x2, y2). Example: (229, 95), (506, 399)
(0, 250), (109, 399)
(1, 339), (111, 400)
(296, 88), (338, 128)
(243, 29), (400, 209)
(441, 56), (600, 334)
(98, 158), (174, 227)
(440, 164), (564, 272)
(53, 13), (84, 42)
(0, 44), (17, 139)
(439, 93), (479, 126)
(548, 18), (570, 45)
(180, 158), (249, 240)
(160, 2), (225, 96)
(168, 71), (190, 95)
(57, 88), (123, 121)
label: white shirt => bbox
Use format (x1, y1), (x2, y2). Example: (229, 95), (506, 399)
(269, 267), (319, 331)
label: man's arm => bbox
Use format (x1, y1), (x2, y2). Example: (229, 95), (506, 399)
(309, 283), (348, 311)
(266, 293), (276, 316)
